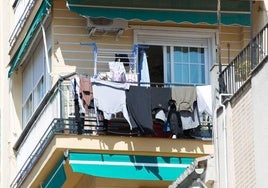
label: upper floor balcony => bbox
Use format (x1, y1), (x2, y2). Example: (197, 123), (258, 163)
(11, 73), (213, 187)
(220, 23), (268, 95)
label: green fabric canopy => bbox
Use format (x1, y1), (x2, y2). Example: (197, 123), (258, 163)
(42, 158), (66, 188)
(69, 152), (194, 181)
(8, 0), (51, 78)
(66, 0), (250, 26)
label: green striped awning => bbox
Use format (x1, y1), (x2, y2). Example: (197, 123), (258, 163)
(8, 0), (51, 78)
(66, 0), (250, 26)
(69, 152), (195, 181)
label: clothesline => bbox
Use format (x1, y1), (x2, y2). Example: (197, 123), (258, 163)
(70, 75), (212, 137)
(60, 72), (205, 87)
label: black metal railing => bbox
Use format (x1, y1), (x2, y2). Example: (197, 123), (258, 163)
(10, 118), (76, 188)
(10, 114), (212, 187)
(220, 24), (268, 94)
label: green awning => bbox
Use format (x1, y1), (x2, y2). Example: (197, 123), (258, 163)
(8, 0), (51, 78)
(69, 152), (194, 181)
(66, 0), (250, 26)
(42, 158), (66, 188)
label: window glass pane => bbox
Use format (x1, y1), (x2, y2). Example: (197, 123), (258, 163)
(22, 38), (47, 127)
(34, 77), (44, 109)
(190, 64), (199, 83)
(172, 46), (205, 85)
(200, 48), (205, 64)
(201, 64), (205, 83)
(174, 64), (189, 83)
(166, 47), (171, 83)
(174, 47), (188, 63)
(33, 41), (44, 86)
(190, 64), (205, 84)
(182, 47), (188, 63)
(22, 61), (33, 103)
(23, 94), (33, 126)
(190, 47), (199, 64)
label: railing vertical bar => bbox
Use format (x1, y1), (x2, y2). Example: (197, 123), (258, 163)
(219, 24), (268, 94)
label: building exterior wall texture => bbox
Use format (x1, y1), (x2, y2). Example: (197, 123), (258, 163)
(230, 84), (256, 187)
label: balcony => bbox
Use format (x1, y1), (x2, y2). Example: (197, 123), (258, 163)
(11, 75), (213, 188)
(9, 0), (36, 47)
(220, 24), (268, 94)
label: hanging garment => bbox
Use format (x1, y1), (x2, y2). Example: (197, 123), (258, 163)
(71, 76), (85, 114)
(79, 76), (93, 114)
(171, 87), (197, 112)
(91, 79), (132, 129)
(126, 86), (153, 134)
(71, 77), (84, 134)
(180, 102), (200, 130)
(196, 85), (212, 116)
(171, 87), (199, 130)
(139, 51), (150, 86)
(166, 100), (183, 137)
(155, 109), (167, 123)
(109, 61), (126, 82)
(151, 87), (171, 111)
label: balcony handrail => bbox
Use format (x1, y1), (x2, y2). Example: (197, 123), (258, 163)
(9, 0), (36, 47)
(10, 118), (74, 188)
(220, 23), (268, 94)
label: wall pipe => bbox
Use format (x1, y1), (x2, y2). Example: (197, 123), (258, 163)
(219, 93), (233, 188)
(213, 103), (220, 188)
(41, 23), (51, 76)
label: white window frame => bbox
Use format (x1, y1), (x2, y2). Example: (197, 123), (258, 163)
(133, 26), (216, 85)
(21, 23), (52, 127)
(22, 37), (51, 127)
(165, 45), (208, 84)
(13, 0), (35, 26)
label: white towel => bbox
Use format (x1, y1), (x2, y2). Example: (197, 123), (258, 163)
(196, 85), (212, 116)
(139, 51), (150, 86)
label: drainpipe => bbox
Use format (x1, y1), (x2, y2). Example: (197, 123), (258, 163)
(218, 93), (233, 188)
(41, 23), (51, 76)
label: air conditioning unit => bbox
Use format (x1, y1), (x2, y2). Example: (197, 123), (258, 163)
(86, 17), (128, 31)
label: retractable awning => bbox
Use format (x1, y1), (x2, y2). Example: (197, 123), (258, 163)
(66, 0), (250, 26)
(8, 0), (51, 78)
(42, 158), (66, 188)
(69, 152), (194, 181)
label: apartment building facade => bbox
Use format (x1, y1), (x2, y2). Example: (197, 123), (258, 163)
(215, 1), (268, 188)
(1, 0), (266, 188)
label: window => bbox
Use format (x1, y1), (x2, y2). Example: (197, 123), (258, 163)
(22, 39), (47, 127)
(134, 28), (215, 85)
(13, 0), (34, 26)
(166, 46), (206, 85)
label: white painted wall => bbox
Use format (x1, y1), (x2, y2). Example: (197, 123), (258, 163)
(0, 1), (16, 187)
(252, 60), (268, 188)
(16, 90), (60, 170)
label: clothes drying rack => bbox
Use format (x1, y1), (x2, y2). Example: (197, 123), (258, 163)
(80, 42), (149, 77)
(74, 43), (150, 132)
